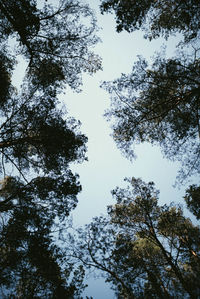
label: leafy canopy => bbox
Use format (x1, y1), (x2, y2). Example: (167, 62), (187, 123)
(184, 184), (200, 220)
(0, 0), (101, 93)
(100, 0), (200, 184)
(100, 0), (200, 41)
(102, 52), (200, 182)
(0, 0), (101, 297)
(74, 178), (200, 298)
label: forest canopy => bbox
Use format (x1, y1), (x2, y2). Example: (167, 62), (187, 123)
(0, 0), (199, 298)
(102, 52), (200, 182)
(100, 0), (200, 183)
(0, 0), (101, 297)
(71, 1), (200, 298)
(74, 177), (200, 298)
(100, 0), (200, 41)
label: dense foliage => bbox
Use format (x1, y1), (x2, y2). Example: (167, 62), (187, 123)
(1, 0), (199, 297)
(0, 0), (101, 297)
(74, 178), (200, 298)
(70, 2), (200, 298)
(184, 184), (200, 220)
(100, 0), (200, 183)
(102, 52), (200, 182)
(100, 0), (200, 41)
(0, 0), (101, 92)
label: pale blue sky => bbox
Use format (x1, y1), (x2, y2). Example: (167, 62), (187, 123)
(61, 2), (197, 297)
(11, 1), (197, 298)
(64, 1), (189, 227)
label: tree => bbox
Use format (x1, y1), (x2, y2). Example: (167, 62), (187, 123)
(100, 0), (200, 41)
(0, 87), (87, 296)
(184, 184), (200, 220)
(101, 52), (200, 182)
(0, 49), (15, 107)
(0, 0), (101, 93)
(0, 191), (86, 298)
(100, 0), (200, 183)
(0, 0), (102, 180)
(74, 178), (200, 298)
(0, 173), (87, 297)
(0, 0), (101, 296)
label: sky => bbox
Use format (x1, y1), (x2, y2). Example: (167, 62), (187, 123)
(65, 2), (186, 228)
(11, 1), (197, 298)
(58, 1), (198, 298)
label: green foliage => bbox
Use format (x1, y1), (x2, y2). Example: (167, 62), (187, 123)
(0, 0), (101, 296)
(0, 0), (101, 93)
(0, 0), (39, 40)
(0, 199), (86, 298)
(100, 0), (200, 41)
(100, 0), (200, 184)
(102, 53), (200, 182)
(75, 178), (200, 298)
(184, 184), (200, 219)
(0, 89), (87, 175)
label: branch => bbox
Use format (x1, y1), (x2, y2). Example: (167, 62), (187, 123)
(2, 152), (28, 183)
(0, 2), (33, 58)
(0, 177), (37, 210)
(86, 238), (135, 298)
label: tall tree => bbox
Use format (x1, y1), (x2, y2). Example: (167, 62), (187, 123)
(0, 0), (101, 92)
(0, 0), (101, 296)
(0, 185), (86, 298)
(74, 178), (200, 298)
(101, 52), (200, 182)
(100, 0), (200, 41)
(100, 0), (200, 183)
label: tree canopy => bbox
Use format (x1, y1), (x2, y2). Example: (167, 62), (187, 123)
(184, 184), (200, 220)
(0, 0), (101, 297)
(69, 1), (200, 297)
(100, 0), (200, 41)
(1, 0), (199, 297)
(100, 0), (200, 183)
(74, 178), (200, 298)
(102, 52), (200, 182)
(0, 0), (101, 92)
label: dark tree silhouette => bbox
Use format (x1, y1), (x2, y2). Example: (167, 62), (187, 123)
(185, 184), (200, 220)
(0, 0), (101, 92)
(100, 0), (200, 183)
(100, 0), (200, 41)
(102, 53), (200, 182)
(0, 0), (101, 297)
(74, 178), (200, 298)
